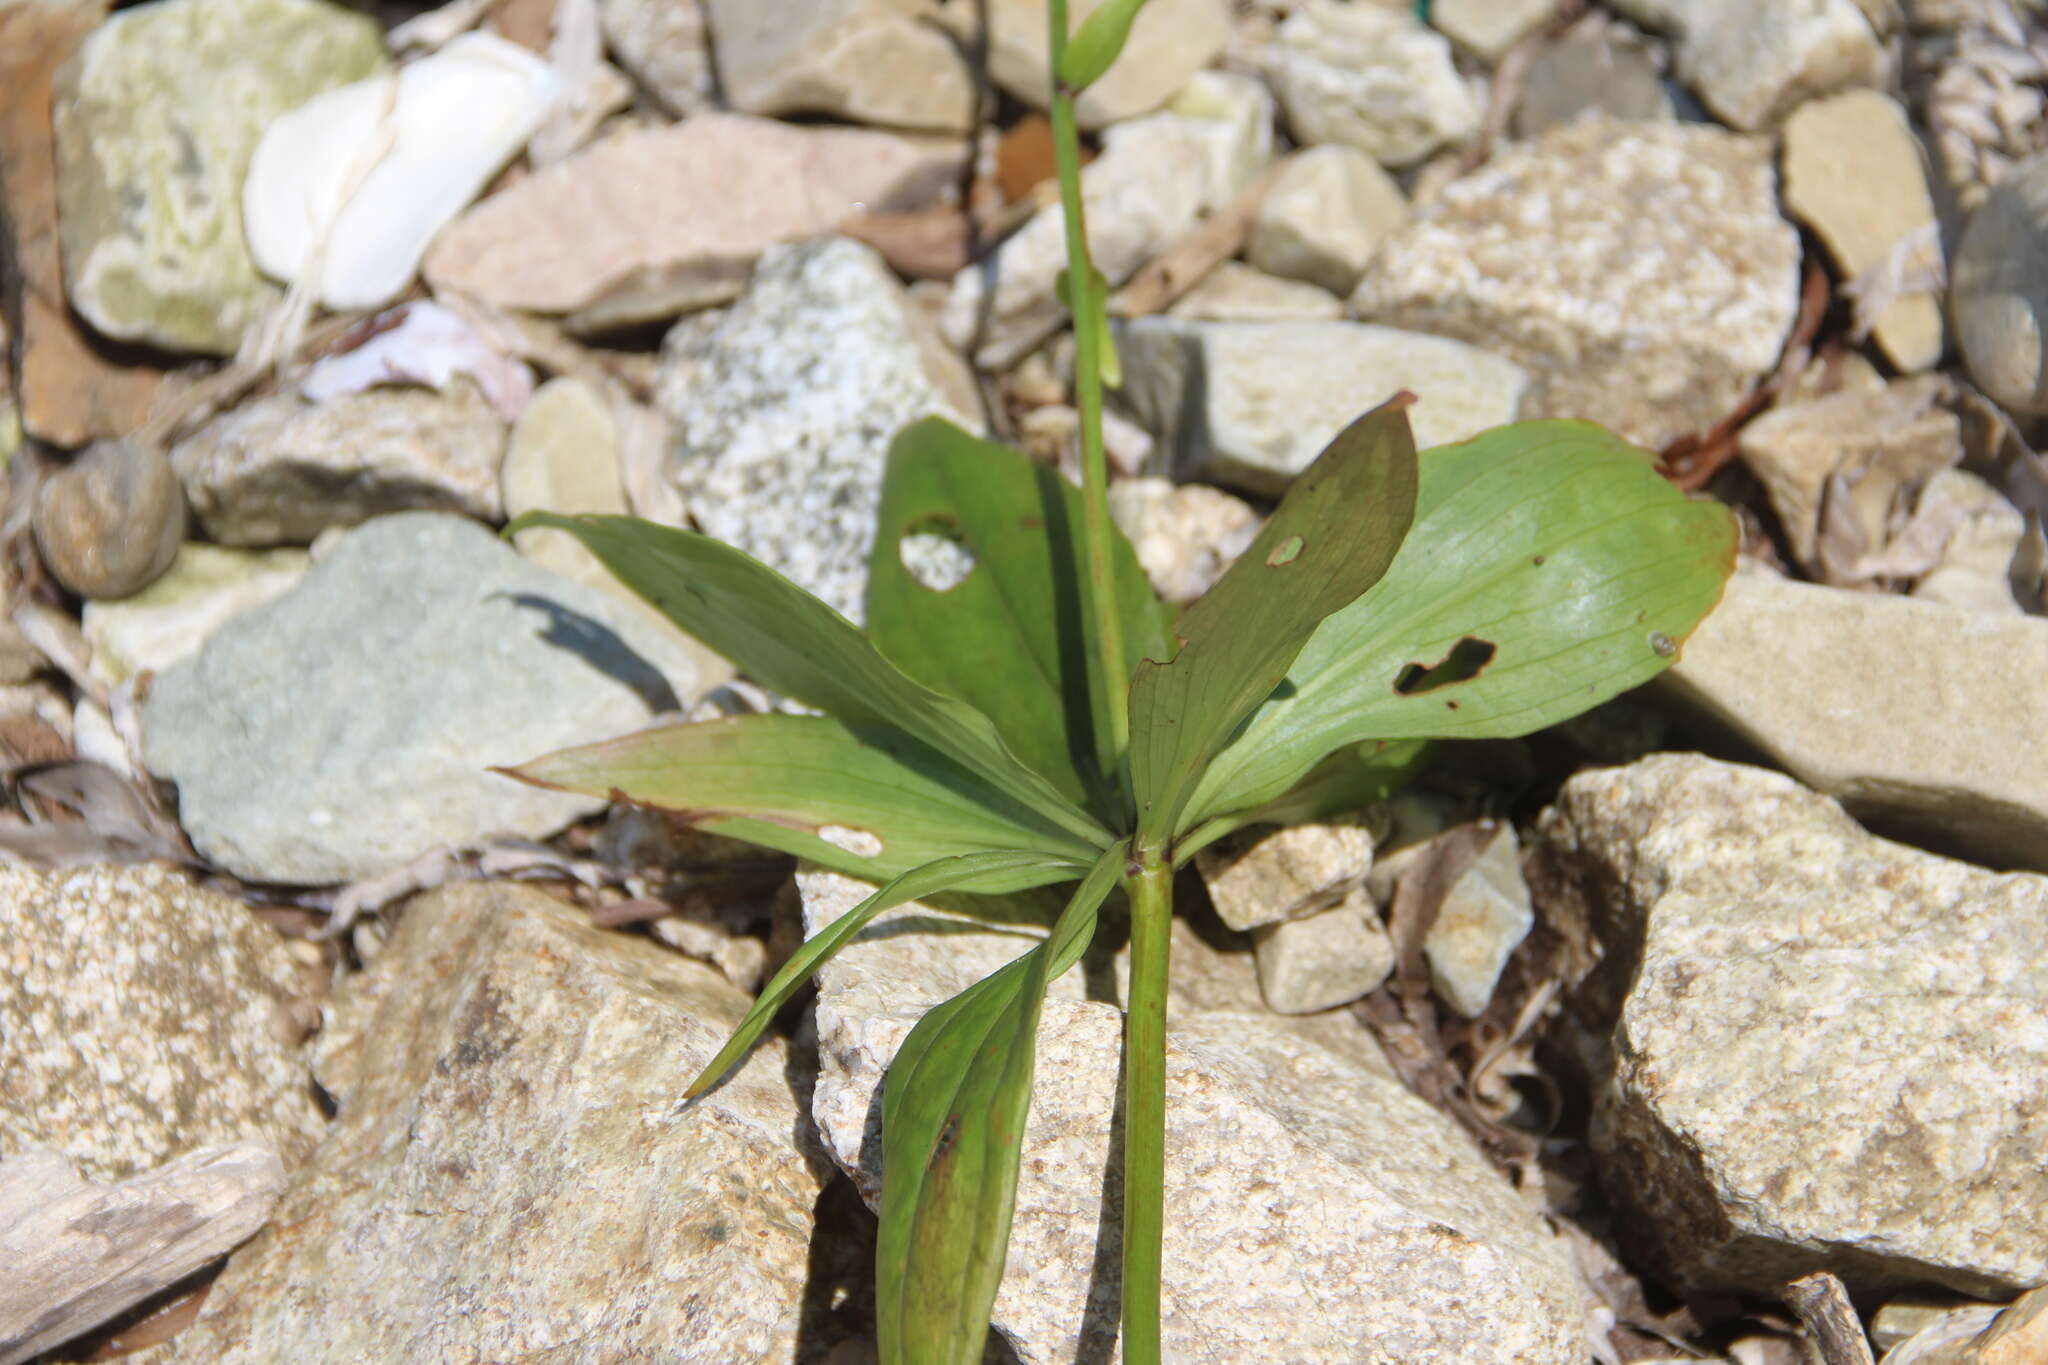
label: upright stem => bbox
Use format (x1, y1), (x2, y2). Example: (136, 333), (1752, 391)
(1119, 856), (1172, 1365)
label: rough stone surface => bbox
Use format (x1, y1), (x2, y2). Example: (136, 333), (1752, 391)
(1607, 0), (1885, 131)
(170, 380), (508, 547)
(0, 863), (325, 1184)
(1952, 151), (2048, 417)
(598, 0), (713, 114)
(1258, 0), (1482, 168)
(1166, 261), (1344, 322)
(1252, 890), (1396, 1014)
(1424, 823), (1534, 1019)
(1195, 817), (1377, 932)
(142, 512), (706, 883)
(1249, 145), (1410, 296)
(1911, 469), (2027, 615)
(1164, 70), (1278, 215)
(82, 543), (309, 687)
(1352, 115), (1801, 450)
(709, 0), (974, 132)
(1433, 0), (1556, 63)
(51, 0), (385, 354)
(424, 114), (965, 333)
(1783, 90), (1944, 372)
(155, 883), (827, 1364)
(1531, 754), (2048, 1296)
(940, 0), (1229, 130)
(34, 439), (186, 600)
(1113, 317), (1528, 495)
(660, 238), (973, 623)
(802, 867), (1590, 1364)
(1106, 476), (1261, 604)
(1514, 17), (1674, 138)
(1661, 571), (2048, 872)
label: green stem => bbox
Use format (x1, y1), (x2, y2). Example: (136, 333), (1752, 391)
(1119, 856), (1171, 1365)
(1048, 0), (1132, 799)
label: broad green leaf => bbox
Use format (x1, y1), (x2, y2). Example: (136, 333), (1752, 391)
(1183, 421), (1737, 829)
(1057, 0), (1150, 91)
(685, 850), (1072, 1099)
(866, 418), (1171, 819)
(876, 841), (1126, 1365)
(1173, 738), (1430, 866)
(503, 712), (1102, 880)
(1127, 395), (1419, 849)
(505, 512), (1108, 852)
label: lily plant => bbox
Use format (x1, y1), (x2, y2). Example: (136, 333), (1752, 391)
(503, 2), (1735, 1359)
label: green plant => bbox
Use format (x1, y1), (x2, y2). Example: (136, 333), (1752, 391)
(502, 7), (1735, 1360)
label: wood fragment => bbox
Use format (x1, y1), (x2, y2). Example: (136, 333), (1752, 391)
(1107, 167), (1283, 319)
(1782, 1271), (1877, 1365)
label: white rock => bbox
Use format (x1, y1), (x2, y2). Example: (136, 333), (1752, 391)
(597, 0), (713, 114)
(1424, 823), (1533, 1019)
(1258, 0), (1482, 168)
(1249, 144), (1410, 296)
(298, 301), (535, 420)
(1607, 0), (1884, 130)
(1433, 0), (1557, 63)
(1253, 890), (1396, 1014)
(1112, 317), (1528, 495)
(1911, 469), (2027, 615)
(939, 0), (1230, 131)
(244, 33), (557, 312)
(1162, 70), (1278, 215)
(1195, 817), (1376, 932)
(706, 0), (974, 132)
(1166, 261), (1345, 322)
(1106, 476), (1261, 604)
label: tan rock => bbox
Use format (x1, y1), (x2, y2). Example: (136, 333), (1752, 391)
(598, 0), (713, 114)
(708, 0), (973, 132)
(1974, 1288), (2048, 1365)
(33, 439), (186, 599)
(1432, 0), (1557, 63)
(1165, 261), (1345, 322)
(1195, 817), (1376, 931)
(1909, 469), (2026, 615)
(1423, 823), (1533, 1019)
(1249, 144), (1410, 296)
(937, 0), (1229, 130)
(1252, 890), (1396, 1014)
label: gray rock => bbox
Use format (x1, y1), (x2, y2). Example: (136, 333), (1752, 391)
(1352, 115), (1801, 450)
(1424, 823), (1533, 1019)
(1514, 17), (1674, 138)
(1248, 145), (1410, 297)
(170, 380), (508, 547)
(1106, 476), (1261, 604)
(1606, 0), (1885, 131)
(1952, 151), (2048, 417)
(598, 0), (713, 115)
(1911, 469), (2027, 615)
(709, 0), (973, 132)
(1257, 0), (1482, 168)
(801, 867), (1591, 1364)
(1251, 890), (1396, 1014)
(1660, 571), (2048, 872)
(81, 542), (309, 687)
(1195, 815), (1378, 932)
(1531, 753), (2048, 1297)
(1165, 261), (1344, 323)
(660, 237), (973, 624)
(939, 0), (1229, 131)
(1112, 317), (1528, 496)
(142, 512), (706, 883)
(155, 882), (827, 1364)
(0, 863), (326, 1183)
(34, 439), (185, 599)
(51, 0), (384, 355)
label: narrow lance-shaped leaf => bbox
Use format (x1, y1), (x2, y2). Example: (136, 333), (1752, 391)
(1126, 394), (1419, 851)
(1057, 0), (1151, 91)
(876, 841), (1127, 1365)
(505, 513), (1111, 853)
(1173, 738), (1431, 866)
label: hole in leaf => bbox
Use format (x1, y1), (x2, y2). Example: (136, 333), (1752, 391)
(1393, 637), (1498, 695)
(898, 515), (976, 592)
(818, 824), (884, 857)
(1266, 534), (1304, 567)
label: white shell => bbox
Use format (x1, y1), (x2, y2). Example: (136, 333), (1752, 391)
(244, 33), (558, 311)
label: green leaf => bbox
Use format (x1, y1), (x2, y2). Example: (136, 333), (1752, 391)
(876, 841), (1127, 1365)
(1057, 0), (1150, 91)
(685, 850), (1070, 1099)
(502, 712), (1102, 880)
(504, 512), (1109, 853)
(866, 418), (1171, 821)
(1183, 421), (1738, 828)
(1126, 395), (1419, 849)
(1173, 738), (1430, 866)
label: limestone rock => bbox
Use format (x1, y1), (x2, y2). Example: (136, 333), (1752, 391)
(1112, 317), (1528, 495)
(1531, 754), (2048, 1296)
(1514, 17), (1674, 138)
(1952, 151), (2048, 417)
(708, 0), (974, 132)
(141, 512), (706, 883)
(155, 883), (825, 1364)
(938, 0), (1229, 130)
(1252, 891), (1396, 1014)
(1352, 115), (1801, 450)
(598, 0), (713, 115)
(1910, 469), (2027, 615)
(1424, 823), (1533, 1019)
(1660, 572), (2048, 871)
(1782, 90), (1944, 372)
(1195, 817), (1376, 932)
(661, 238), (973, 624)
(1607, 0), (1885, 131)
(51, 0), (384, 354)
(0, 863), (326, 1183)
(1249, 145), (1410, 297)
(33, 439), (185, 600)
(82, 543), (309, 687)
(1165, 261), (1344, 322)
(1433, 0), (1557, 63)
(1257, 0), (1482, 169)
(424, 114), (966, 333)
(170, 381), (508, 547)
(1163, 70), (1279, 214)
(1106, 476), (1261, 604)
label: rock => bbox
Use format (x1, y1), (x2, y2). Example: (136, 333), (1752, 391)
(1911, 470), (2027, 615)
(1661, 572), (2048, 872)
(51, 0), (385, 354)
(1974, 1288), (2048, 1365)
(1163, 69), (1279, 214)
(424, 114), (966, 334)
(1951, 151), (2048, 417)
(1606, 0), (1885, 131)
(298, 300), (535, 420)
(801, 867), (1590, 1364)
(1252, 891), (1396, 1015)
(1352, 115), (1801, 450)
(1248, 145), (1410, 296)
(1165, 261), (1344, 322)
(1424, 823), (1533, 1019)
(243, 33), (557, 312)
(1195, 817), (1376, 932)
(1782, 90), (1944, 372)
(0, 863), (326, 1183)
(598, 0), (713, 115)
(1106, 476), (1261, 604)
(1530, 753), (2048, 1296)
(1872, 1299), (2004, 1355)
(34, 440), (185, 600)
(1257, 0), (1482, 169)
(1432, 0), (1557, 63)
(81, 543), (309, 687)
(1514, 16), (1674, 138)
(141, 512), (706, 883)
(660, 238), (974, 624)
(170, 380), (508, 547)
(938, 0), (1229, 131)
(154, 883), (826, 1364)
(707, 0), (974, 132)
(1112, 318), (1529, 495)
(0, 0), (166, 447)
